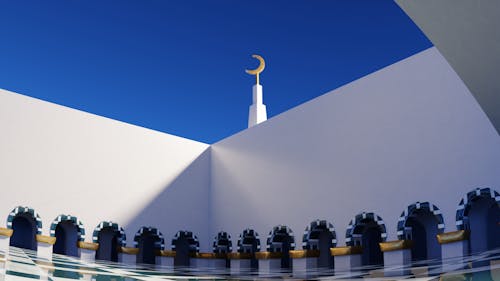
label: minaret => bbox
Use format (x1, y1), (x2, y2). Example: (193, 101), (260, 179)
(246, 54), (268, 128)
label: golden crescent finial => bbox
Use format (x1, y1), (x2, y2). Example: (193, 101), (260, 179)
(245, 54), (265, 85)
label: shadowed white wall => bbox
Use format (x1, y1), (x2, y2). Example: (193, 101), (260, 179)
(0, 89), (211, 250)
(210, 47), (500, 247)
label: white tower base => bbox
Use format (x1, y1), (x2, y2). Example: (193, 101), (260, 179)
(248, 84), (267, 127)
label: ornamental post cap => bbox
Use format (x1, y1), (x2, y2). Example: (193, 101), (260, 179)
(245, 54), (265, 85)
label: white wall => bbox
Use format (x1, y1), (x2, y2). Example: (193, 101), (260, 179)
(2, 46), (499, 253)
(0, 89), (211, 250)
(210, 47), (500, 247)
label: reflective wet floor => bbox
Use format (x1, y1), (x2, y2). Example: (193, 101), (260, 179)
(0, 247), (499, 280)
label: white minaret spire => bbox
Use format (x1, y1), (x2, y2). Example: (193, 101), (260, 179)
(248, 83), (267, 127)
(246, 54), (268, 128)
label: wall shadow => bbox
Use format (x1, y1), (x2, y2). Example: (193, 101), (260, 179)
(123, 148), (211, 251)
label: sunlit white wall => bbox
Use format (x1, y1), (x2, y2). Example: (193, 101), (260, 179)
(210, 47), (500, 247)
(0, 89), (211, 250)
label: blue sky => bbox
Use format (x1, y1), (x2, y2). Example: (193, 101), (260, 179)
(0, 1), (431, 143)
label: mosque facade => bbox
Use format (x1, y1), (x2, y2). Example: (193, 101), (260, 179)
(0, 38), (499, 278)
(0, 45), (498, 277)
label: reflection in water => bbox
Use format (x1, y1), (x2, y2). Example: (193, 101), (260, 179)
(1, 246), (499, 280)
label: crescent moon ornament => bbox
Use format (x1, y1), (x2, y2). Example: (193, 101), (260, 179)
(246, 54), (265, 85)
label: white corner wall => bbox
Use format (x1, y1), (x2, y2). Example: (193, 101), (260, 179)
(2, 46), (499, 253)
(210, 47), (500, 246)
(0, 89), (211, 250)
